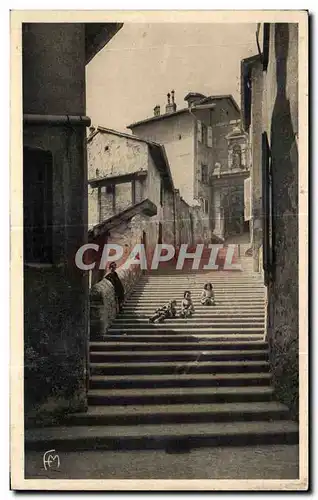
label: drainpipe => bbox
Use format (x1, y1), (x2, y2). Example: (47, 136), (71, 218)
(23, 114), (91, 127)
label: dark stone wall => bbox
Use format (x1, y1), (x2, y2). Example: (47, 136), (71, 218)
(24, 267), (88, 426)
(265, 24), (299, 418)
(23, 24), (89, 426)
(23, 23), (86, 115)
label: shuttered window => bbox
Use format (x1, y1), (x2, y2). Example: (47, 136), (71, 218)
(204, 199), (209, 215)
(98, 184), (116, 222)
(197, 120), (202, 143)
(207, 126), (213, 148)
(201, 164), (209, 184)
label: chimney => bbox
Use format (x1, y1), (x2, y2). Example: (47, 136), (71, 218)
(165, 90), (177, 114)
(184, 92), (207, 108)
(154, 105), (161, 117)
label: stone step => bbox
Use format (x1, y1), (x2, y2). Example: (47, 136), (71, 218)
(125, 297), (265, 303)
(133, 283), (264, 288)
(90, 359), (270, 375)
(133, 285), (265, 291)
(139, 276), (263, 281)
(109, 322), (264, 329)
(90, 340), (268, 352)
(123, 299), (265, 306)
(116, 313), (265, 320)
(130, 296), (265, 301)
(66, 401), (291, 426)
(121, 311), (264, 318)
(137, 281), (263, 287)
(90, 348), (268, 363)
(87, 385), (274, 406)
(89, 360), (269, 375)
(24, 420), (299, 451)
(107, 328), (265, 336)
(130, 294), (265, 299)
(131, 295), (264, 301)
(114, 316), (264, 322)
(123, 300), (265, 306)
(100, 334), (265, 343)
(89, 372), (271, 390)
(134, 283), (263, 289)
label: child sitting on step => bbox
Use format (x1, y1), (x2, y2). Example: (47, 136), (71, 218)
(180, 290), (195, 318)
(149, 300), (178, 323)
(201, 282), (216, 306)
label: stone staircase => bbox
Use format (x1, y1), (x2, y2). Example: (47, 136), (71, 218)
(25, 255), (298, 451)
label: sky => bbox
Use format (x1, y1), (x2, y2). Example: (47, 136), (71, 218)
(86, 23), (257, 133)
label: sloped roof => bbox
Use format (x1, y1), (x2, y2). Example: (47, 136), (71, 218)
(127, 94), (240, 129)
(88, 126), (175, 191)
(88, 198), (157, 239)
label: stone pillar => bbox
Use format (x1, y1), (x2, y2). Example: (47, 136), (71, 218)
(23, 23), (89, 424)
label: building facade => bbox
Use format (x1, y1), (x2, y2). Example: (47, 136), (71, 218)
(127, 92), (248, 242)
(87, 127), (175, 281)
(241, 23), (300, 417)
(23, 22), (123, 424)
(211, 124), (251, 241)
(86, 126), (221, 285)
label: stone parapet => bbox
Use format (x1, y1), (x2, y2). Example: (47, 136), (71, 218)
(90, 260), (142, 339)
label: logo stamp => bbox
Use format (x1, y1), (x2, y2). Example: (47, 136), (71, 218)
(43, 449), (60, 471)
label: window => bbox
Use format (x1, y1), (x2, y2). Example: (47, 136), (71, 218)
(207, 126), (213, 148)
(132, 180), (136, 205)
(99, 183), (115, 222)
(201, 164), (209, 184)
(106, 184), (115, 195)
(202, 124), (208, 145)
(160, 179), (164, 206)
(23, 146), (53, 263)
(204, 199), (209, 215)
(158, 222), (163, 244)
(197, 120), (202, 143)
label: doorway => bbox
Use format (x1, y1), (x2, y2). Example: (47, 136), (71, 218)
(158, 222), (163, 245)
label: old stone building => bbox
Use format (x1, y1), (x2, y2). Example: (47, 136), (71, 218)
(211, 124), (251, 241)
(241, 22), (300, 417)
(23, 23), (123, 424)
(86, 126), (214, 285)
(127, 92), (249, 243)
(86, 126), (174, 283)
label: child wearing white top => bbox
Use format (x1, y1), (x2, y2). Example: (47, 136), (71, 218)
(201, 282), (215, 306)
(180, 290), (195, 318)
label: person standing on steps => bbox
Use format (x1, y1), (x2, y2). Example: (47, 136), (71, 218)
(105, 262), (125, 313)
